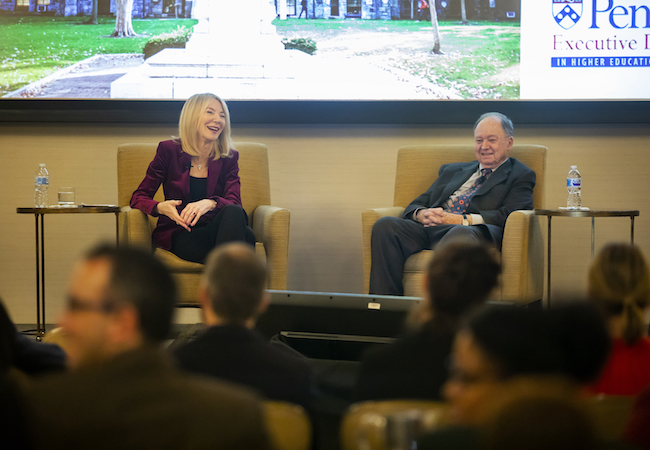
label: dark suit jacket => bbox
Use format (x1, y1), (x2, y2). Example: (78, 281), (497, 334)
(130, 140), (242, 251)
(403, 158), (535, 246)
(355, 323), (454, 401)
(25, 347), (270, 450)
(174, 325), (315, 408)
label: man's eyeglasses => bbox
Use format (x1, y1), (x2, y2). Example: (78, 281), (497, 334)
(66, 296), (118, 314)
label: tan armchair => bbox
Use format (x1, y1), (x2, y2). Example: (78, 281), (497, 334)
(263, 401), (312, 450)
(341, 400), (449, 450)
(117, 142), (290, 305)
(362, 145), (546, 304)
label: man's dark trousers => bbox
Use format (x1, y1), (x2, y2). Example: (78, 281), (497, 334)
(369, 218), (487, 296)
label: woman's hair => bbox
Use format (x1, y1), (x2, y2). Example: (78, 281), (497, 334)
(177, 93), (235, 160)
(588, 243), (650, 345)
(462, 303), (611, 384)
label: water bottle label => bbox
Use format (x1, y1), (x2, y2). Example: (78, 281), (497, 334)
(567, 178), (581, 187)
(35, 176), (49, 186)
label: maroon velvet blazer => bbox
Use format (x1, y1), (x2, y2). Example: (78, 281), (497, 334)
(130, 140), (242, 251)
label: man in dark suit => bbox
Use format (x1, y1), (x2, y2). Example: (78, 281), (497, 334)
(370, 112), (536, 295)
(174, 243), (315, 408)
(25, 245), (269, 450)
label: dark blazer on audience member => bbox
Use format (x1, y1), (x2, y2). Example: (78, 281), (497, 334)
(355, 323), (454, 401)
(174, 325), (315, 407)
(25, 347), (270, 450)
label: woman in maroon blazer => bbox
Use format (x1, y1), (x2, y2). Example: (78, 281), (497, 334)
(130, 93), (254, 263)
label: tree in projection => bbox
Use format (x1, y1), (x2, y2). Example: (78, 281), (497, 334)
(111, 0), (137, 37)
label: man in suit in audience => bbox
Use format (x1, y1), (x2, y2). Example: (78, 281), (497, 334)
(369, 112), (536, 295)
(25, 245), (270, 450)
(174, 243), (315, 408)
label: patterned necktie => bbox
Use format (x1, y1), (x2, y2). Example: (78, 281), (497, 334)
(448, 168), (493, 214)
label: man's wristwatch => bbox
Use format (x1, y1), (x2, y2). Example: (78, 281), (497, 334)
(462, 214), (470, 226)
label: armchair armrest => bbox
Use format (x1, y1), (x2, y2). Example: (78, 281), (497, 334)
(362, 207), (405, 294)
(253, 205), (290, 290)
(501, 210), (544, 304)
(119, 206), (155, 251)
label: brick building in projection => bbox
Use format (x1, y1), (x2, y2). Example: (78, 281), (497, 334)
(1, 0), (520, 22)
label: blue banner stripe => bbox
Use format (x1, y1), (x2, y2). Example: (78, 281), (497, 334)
(551, 56), (650, 67)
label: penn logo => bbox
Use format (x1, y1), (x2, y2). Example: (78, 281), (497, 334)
(553, 0), (583, 30)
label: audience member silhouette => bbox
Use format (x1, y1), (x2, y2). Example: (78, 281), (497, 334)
(588, 243), (650, 396)
(0, 298), (65, 375)
(174, 243), (315, 407)
(416, 302), (611, 450)
(23, 245), (270, 450)
(356, 242), (501, 401)
(0, 299), (38, 450)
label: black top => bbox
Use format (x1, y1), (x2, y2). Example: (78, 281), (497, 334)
(355, 322), (454, 401)
(189, 176), (207, 202)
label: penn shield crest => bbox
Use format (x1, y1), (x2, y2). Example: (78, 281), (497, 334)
(553, 0), (583, 30)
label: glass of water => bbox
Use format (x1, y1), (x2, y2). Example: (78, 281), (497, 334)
(58, 187), (76, 207)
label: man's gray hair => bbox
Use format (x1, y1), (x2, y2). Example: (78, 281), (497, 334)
(474, 112), (514, 137)
(203, 243), (267, 324)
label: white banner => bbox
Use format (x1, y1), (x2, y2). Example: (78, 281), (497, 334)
(521, 0), (650, 99)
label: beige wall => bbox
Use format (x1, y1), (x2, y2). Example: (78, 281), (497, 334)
(2, 121), (649, 324)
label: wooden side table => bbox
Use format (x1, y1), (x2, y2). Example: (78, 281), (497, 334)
(16, 206), (121, 339)
(534, 209), (639, 306)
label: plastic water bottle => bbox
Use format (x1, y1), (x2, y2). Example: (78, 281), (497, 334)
(34, 163), (49, 208)
(566, 165), (581, 209)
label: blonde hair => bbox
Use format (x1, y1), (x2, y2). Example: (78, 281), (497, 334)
(588, 243), (650, 345)
(177, 93), (235, 160)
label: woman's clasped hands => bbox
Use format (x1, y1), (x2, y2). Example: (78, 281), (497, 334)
(156, 199), (217, 231)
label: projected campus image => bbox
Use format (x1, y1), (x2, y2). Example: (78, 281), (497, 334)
(1, 0), (648, 100)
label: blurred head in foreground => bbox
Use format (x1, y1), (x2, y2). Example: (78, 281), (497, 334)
(443, 303), (610, 425)
(60, 245), (176, 369)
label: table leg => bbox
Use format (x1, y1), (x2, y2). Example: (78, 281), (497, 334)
(631, 216), (635, 245)
(39, 213), (45, 339)
(591, 217), (595, 258)
(547, 216), (552, 308)
(115, 212), (120, 246)
(34, 214), (41, 341)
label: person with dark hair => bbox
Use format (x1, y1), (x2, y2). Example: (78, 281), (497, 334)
(174, 243), (314, 407)
(441, 303), (610, 426)
(130, 92), (254, 265)
(355, 242), (501, 401)
(369, 112), (535, 295)
(588, 243), (650, 396)
(417, 303), (612, 450)
(24, 244), (270, 450)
